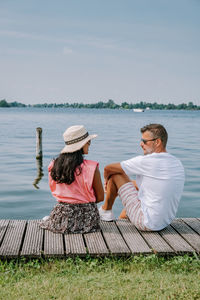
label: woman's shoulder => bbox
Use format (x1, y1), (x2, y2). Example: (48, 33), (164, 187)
(83, 159), (99, 168)
(48, 160), (55, 171)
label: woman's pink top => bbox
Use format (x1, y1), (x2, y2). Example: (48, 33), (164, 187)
(48, 159), (98, 204)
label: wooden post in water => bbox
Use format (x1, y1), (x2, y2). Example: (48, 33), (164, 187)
(36, 127), (43, 159)
(33, 157), (44, 189)
(34, 127), (43, 189)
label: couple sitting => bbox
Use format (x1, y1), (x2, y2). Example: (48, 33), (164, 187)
(40, 123), (185, 234)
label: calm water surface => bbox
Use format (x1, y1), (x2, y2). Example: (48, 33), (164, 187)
(0, 108), (199, 219)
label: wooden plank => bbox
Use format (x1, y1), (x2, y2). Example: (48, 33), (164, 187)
(171, 219), (200, 253)
(0, 219), (199, 258)
(44, 230), (64, 257)
(21, 220), (43, 257)
(140, 231), (174, 255)
(100, 221), (131, 255)
(159, 225), (195, 254)
(84, 231), (109, 256)
(0, 220), (9, 244)
(64, 233), (86, 256)
(0, 220), (27, 258)
(182, 218), (200, 235)
(116, 219), (152, 254)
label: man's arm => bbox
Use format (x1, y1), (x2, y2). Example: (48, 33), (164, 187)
(104, 163), (125, 181)
(104, 162), (126, 192)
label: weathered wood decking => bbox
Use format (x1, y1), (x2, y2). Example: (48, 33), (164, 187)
(0, 218), (200, 259)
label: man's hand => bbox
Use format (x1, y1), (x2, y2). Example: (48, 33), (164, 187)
(132, 180), (139, 190)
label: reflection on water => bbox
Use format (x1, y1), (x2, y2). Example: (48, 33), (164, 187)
(33, 157), (44, 189)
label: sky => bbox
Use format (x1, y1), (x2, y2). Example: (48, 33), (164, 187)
(0, 0), (200, 105)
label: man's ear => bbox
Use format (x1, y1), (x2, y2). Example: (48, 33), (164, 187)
(156, 138), (162, 147)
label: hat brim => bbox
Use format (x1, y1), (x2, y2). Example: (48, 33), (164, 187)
(61, 134), (97, 153)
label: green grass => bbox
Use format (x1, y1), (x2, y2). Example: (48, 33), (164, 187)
(0, 254), (200, 300)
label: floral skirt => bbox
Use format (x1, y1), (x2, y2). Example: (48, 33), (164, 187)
(40, 202), (100, 234)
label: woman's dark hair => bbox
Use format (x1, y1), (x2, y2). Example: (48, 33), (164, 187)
(51, 150), (84, 184)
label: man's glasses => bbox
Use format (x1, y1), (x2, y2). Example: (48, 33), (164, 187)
(141, 138), (157, 144)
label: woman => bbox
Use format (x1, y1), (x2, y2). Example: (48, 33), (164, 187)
(40, 125), (104, 234)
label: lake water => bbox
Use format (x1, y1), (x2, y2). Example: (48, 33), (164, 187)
(0, 108), (199, 219)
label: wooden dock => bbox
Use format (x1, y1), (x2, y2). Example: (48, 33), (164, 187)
(0, 218), (200, 259)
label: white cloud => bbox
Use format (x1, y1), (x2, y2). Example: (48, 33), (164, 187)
(63, 47), (73, 55)
(0, 47), (41, 56)
(0, 29), (119, 51)
(0, 29), (69, 43)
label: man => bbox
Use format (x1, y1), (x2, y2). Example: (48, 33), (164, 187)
(99, 124), (185, 231)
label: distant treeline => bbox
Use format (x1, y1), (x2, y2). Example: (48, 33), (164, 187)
(0, 98), (200, 110)
(0, 99), (26, 107)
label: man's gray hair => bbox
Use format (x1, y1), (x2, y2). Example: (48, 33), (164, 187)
(141, 124), (168, 148)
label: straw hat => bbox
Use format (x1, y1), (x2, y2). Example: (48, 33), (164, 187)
(61, 125), (97, 153)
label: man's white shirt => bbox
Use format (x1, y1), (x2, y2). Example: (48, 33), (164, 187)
(121, 152), (185, 230)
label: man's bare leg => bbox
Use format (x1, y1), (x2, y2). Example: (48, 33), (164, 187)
(102, 173), (131, 211)
(119, 208), (128, 219)
(102, 176), (118, 210)
(118, 180), (139, 218)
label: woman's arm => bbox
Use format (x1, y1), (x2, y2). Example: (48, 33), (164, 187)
(92, 166), (104, 203)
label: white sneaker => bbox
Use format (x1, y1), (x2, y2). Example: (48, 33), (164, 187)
(98, 206), (115, 221)
(42, 216), (50, 221)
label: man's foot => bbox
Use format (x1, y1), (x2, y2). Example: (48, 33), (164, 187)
(98, 206), (115, 221)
